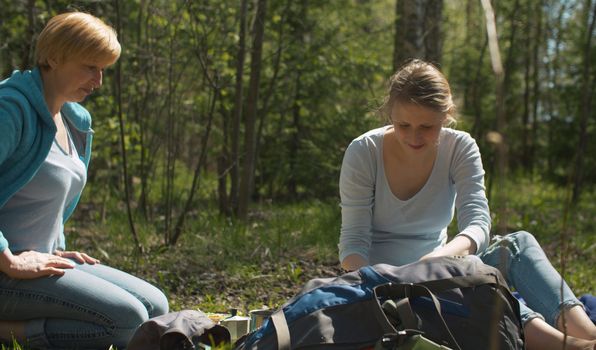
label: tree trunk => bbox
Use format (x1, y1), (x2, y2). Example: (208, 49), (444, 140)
(423, 0), (443, 64)
(115, 0), (143, 253)
(529, 0), (542, 175)
(21, 0), (36, 70)
(521, 0), (532, 173)
(254, 0), (290, 196)
(572, 0), (596, 203)
(238, 0), (267, 220)
(230, 0), (248, 215)
(393, 0), (443, 70)
(463, 0), (475, 112)
(481, 0), (507, 236)
(285, 0), (308, 199)
(471, 37), (488, 141)
(288, 71), (302, 198)
(218, 105), (230, 216)
(393, 0), (421, 70)
(546, 1), (567, 176)
(502, 0), (521, 120)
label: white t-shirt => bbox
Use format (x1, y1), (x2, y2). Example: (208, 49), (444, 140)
(338, 126), (490, 266)
(0, 129), (86, 253)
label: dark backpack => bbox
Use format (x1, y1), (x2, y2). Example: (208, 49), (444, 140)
(235, 256), (525, 350)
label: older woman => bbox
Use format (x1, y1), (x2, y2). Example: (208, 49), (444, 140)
(0, 12), (168, 349)
(339, 59), (596, 350)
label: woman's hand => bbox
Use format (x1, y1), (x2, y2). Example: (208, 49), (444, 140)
(341, 254), (368, 271)
(0, 249), (75, 279)
(419, 235), (477, 260)
(54, 250), (100, 265)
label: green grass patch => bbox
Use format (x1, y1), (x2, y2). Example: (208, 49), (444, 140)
(67, 177), (595, 315)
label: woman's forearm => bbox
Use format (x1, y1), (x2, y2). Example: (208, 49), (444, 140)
(421, 235), (477, 260)
(0, 248), (15, 273)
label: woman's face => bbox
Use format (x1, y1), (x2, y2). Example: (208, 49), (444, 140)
(49, 59), (105, 103)
(390, 102), (445, 154)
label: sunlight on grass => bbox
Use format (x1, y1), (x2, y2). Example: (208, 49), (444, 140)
(68, 177), (595, 314)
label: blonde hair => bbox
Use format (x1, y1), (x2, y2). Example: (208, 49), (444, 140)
(380, 59), (457, 126)
(36, 12), (121, 67)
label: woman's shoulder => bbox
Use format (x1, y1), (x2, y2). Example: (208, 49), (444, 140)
(342, 126), (389, 168)
(62, 102), (92, 131)
(348, 125), (390, 150)
(440, 128), (483, 170)
(0, 70), (34, 104)
(440, 127), (479, 149)
(1, 69), (50, 120)
(0, 71), (39, 126)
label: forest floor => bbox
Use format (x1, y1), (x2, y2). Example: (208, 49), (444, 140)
(70, 178), (595, 315)
(2, 178), (594, 349)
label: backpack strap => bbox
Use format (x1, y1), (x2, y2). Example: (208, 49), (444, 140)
(271, 309), (291, 350)
(374, 283), (463, 350)
(394, 298), (419, 329)
(416, 274), (501, 292)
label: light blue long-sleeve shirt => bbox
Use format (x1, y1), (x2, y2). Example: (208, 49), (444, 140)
(338, 126), (491, 266)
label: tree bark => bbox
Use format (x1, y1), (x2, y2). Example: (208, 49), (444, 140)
(393, 0), (421, 70)
(238, 0), (267, 220)
(481, 0), (507, 236)
(545, 1), (567, 176)
(230, 0), (249, 215)
(115, 0), (143, 253)
(529, 0), (543, 175)
(254, 0), (290, 196)
(21, 0), (36, 70)
(288, 70), (302, 198)
(393, 0), (443, 70)
(572, 0), (596, 203)
(521, 0), (532, 173)
(423, 0), (443, 64)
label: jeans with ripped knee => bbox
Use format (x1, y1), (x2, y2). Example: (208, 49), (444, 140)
(478, 231), (583, 327)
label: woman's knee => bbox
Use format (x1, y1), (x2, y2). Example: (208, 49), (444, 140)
(509, 231), (540, 248)
(110, 297), (150, 331)
(147, 287), (169, 318)
(497, 231), (541, 256)
(109, 287), (167, 346)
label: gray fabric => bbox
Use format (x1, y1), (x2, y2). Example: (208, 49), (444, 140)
(128, 310), (230, 350)
(0, 136), (86, 253)
(236, 256), (524, 350)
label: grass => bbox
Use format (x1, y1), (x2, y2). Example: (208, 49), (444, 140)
(68, 176), (595, 313)
(70, 198), (344, 313)
(3, 178), (594, 349)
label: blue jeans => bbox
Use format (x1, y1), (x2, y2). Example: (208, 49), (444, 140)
(0, 261), (168, 349)
(478, 231), (583, 326)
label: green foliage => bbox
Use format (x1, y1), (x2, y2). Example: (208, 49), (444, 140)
(2, 0), (594, 226)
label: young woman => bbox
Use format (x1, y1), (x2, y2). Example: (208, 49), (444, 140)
(0, 12), (168, 349)
(338, 59), (596, 350)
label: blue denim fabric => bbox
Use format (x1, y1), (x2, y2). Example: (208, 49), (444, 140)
(478, 231), (582, 326)
(0, 261), (168, 349)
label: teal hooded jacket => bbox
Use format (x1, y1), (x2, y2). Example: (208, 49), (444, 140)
(0, 68), (94, 252)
